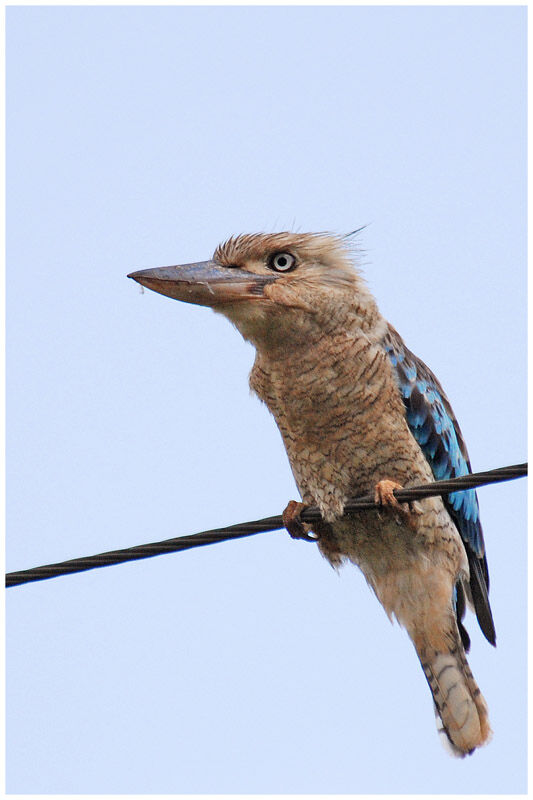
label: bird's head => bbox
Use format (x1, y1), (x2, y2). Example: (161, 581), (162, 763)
(128, 232), (374, 350)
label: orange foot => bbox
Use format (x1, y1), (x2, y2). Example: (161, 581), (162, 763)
(374, 479), (420, 528)
(282, 500), (318, 542)
(374, 479), (404, 509)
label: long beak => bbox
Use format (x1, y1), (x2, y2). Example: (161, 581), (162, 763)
(127, 261), (277, 307)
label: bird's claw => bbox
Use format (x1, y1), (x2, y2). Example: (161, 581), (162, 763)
(374, 479), (404, 508)
(374, 478), (408, 519)
(282, 500), (318, 542)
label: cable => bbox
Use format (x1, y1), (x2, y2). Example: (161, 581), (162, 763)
(6, 462), (527, 588)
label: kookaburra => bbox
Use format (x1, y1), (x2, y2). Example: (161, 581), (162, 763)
(128, 232), (494, 756)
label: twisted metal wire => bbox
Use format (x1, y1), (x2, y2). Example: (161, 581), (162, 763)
(6, 463), (526, 588)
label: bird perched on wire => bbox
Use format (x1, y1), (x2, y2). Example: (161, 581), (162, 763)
(128, 231), (495, 757)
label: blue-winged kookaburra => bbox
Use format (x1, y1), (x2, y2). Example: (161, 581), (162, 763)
(129, 232), (494, 756)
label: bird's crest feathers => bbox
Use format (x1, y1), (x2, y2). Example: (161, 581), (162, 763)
(213, 231), (364, 292)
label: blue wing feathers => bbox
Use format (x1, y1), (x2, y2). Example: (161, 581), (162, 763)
(383, 324), (495, 646)
(383, 330), (482, 554)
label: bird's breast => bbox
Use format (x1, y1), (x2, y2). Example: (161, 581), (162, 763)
(250, 335), (434, 518)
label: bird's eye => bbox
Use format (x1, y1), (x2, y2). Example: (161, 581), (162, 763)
(269, 252), (296, 272)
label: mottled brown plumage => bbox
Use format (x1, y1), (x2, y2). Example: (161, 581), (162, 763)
(129, 231), (492, 756)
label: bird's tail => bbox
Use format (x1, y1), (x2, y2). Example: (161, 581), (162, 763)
(413, 626), (491, 757)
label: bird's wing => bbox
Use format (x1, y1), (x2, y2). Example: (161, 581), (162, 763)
(382, 324), (496, 647)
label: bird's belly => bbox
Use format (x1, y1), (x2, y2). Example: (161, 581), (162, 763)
(318, 499), (467, 628)
(289, 432), (434, 521)
(322, 497), (464, 573)
(324, 508), (429, 573)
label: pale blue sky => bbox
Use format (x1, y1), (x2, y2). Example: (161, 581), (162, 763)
(7, 5), (526, 794)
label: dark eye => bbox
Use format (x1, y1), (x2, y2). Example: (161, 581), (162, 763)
(269, 252), (296, 272)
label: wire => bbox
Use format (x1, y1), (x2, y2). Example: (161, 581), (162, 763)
(6, 462), (527, 588)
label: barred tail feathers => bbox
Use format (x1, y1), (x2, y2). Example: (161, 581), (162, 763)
(415, 635), (491, 756)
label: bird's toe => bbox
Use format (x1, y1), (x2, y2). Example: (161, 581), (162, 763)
(374, 479), (404, 508)
(282, 500), (317, 542)
(374, 479), (420, 529)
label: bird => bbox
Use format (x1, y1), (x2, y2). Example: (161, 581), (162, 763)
(128, 231), (495, 757)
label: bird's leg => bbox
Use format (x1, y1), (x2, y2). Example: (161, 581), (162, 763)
(282, 500), (318, 542)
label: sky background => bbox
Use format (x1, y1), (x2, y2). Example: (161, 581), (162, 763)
(6, 5), (527, 795)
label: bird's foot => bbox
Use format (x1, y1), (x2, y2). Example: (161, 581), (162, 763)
(374, 479), (418, 527)
(282, 500), (318, 542)
(374, 479), (404, 508)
